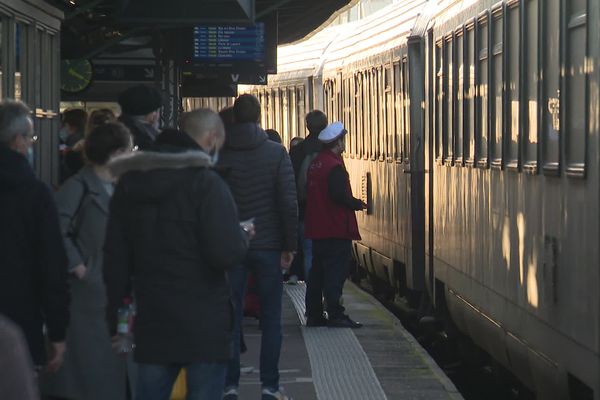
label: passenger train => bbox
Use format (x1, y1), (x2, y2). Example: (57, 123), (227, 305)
(186, 0), (600, 398)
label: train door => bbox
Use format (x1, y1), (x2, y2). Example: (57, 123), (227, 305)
(404, 37), (426, 294)
(424, 29), (435, 299)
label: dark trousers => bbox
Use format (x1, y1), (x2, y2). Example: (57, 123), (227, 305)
(305, 239), (352, 320)
(225, 250), (283, 391)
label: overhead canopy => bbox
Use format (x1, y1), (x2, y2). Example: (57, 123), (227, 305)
(46, 0), (354, 59)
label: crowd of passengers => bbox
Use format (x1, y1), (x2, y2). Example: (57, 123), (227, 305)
(0, 84), (367, 400)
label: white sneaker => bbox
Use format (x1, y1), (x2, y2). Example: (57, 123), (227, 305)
(222, 386), (238, 400)
(240, 363), (254, 374)
(262, 386), (292, 400)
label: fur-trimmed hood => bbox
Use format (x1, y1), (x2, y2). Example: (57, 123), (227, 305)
(108, 150), (213, 178)
(108, 150), (214, 203)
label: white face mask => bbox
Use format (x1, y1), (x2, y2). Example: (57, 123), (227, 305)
(26, 146), (34, 167)
(210, 148), (220, 165)
(59, 127), (69, 142)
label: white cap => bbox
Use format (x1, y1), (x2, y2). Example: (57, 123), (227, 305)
(318, 121), (346, 143)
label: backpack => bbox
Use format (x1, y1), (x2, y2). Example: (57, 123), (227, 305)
(297, 152), (318, 204)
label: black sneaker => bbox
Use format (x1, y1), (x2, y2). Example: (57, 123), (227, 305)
(306, 316), (328, 327)
(327, 315), (363, 329)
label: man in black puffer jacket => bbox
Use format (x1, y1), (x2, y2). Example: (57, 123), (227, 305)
(218, 94), (298, 400)
(103, 109), (250, 400)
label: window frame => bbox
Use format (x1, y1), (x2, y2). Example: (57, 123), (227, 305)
(476, 11), (490, 168)
(563, 0), (589, 178)
(490, 3), (504, 169)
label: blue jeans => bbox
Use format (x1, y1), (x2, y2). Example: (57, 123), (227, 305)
(305, 239), (352, 320)
(136, 362), (226, 400)
(225, 250), (283, 391)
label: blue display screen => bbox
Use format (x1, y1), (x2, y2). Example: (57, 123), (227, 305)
(193, 23), (265, 62)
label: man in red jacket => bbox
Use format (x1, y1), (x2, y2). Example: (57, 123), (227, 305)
(304, 121), (367, 328)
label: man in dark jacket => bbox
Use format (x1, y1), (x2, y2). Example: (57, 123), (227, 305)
(117, 84), (162, 150)
(0, 100), (70, 371)
(289, 110), (327, 281)
(218, 94), (298, 400)
(304, 121), (367, 329)
(103, 108), (250, 400)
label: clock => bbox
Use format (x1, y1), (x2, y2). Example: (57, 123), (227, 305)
(61, 59), (93, 93)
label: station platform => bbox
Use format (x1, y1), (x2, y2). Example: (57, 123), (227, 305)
(237, 282), (464, 400)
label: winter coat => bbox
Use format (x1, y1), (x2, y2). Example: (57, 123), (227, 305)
(118, 114), (158, 150)
(40, 165), (128, 400)
(0, 146), (70, 366)
(104, 149), (249, 364)
(218, 122), (298, 251)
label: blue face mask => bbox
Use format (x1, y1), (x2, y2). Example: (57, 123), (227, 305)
(26, 146), (35, 167)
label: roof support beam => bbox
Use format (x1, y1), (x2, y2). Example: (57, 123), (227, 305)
(65, 0), (105, 21)
(256, 0), (293, 19)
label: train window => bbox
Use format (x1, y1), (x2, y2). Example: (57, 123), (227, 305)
(264, 91), (271, 129)
(370, 70), (375, 159)
(377, 67), (385, 160)
(37, 29), (46, 108)
(297, 86), (306, 137)
(15, 23), (24, 101)
(385, 66), (394, 161)
(465, 23), (476, 165)
(395, 61), (405, 161)
(364, 71), (372, 159)
(357, 76), (363, 156)
(278, 88), (284, 133)
(289, 88), (297, 142)
(402, 58), (410, 162)
(455, 28), (464, 165)
(435, 42), (443, 162)
(338, 75), (344, 124)
(350, 77), (355, 157)
(565, 0), (588, 177)
(282, 88), (289, 145)
(523, 0), (539, 171)
(370, 69), (377, 160)
(506, 2), (520, 170)
(477, 14), (489, 167)
(443, 36), (453, 164)
(490, 9), (503, 168)
(541, 0), (560, 174)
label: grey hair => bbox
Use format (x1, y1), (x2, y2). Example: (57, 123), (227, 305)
(180, 108), (225, 142)
(0, 100), (32, 145)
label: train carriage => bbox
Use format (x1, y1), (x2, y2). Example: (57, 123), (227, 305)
(428, 0), (600, 398)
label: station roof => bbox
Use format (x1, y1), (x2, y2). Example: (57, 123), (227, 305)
(46, 0), (354, 59)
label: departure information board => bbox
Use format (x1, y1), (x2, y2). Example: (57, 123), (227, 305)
(193, 24), (265, 62)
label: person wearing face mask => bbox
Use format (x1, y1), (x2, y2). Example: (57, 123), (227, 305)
(304, 122), (367, 329)
(117, 84), (163, 150)
(60, 108), (88, 182)
(103, 109), (251, 400)
(40, 122), (134, 400)
(0, 100), (70, 377)
(218, 94), (298, 400)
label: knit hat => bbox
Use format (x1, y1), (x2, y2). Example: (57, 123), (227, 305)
(118, 85), (163, 116)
